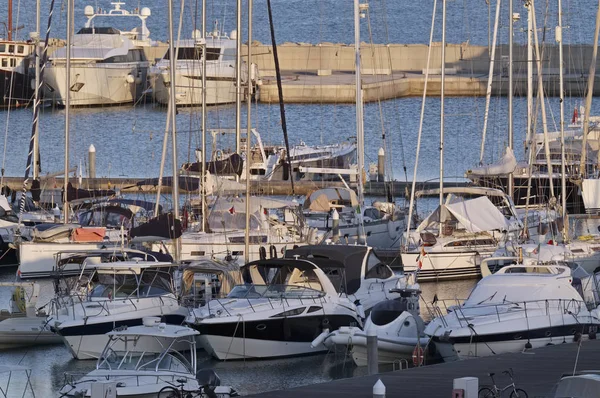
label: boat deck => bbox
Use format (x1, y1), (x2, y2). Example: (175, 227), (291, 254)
(248, 339), (600, 397)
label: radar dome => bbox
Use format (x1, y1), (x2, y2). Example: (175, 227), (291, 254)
(230, 29), (237, 40)
(140, 7), (151, 17)
(192, 29), (202, 40)
(84, 5), (94, 17)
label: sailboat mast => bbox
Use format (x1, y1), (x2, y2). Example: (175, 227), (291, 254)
(508, 0), (514, 200)
(354, 0), (366, 243)
(439, 0), (447, 236)
(7, 0), (12, 41)
(244, 0), (253, 264)
(168, 0), (180, 261)
(33, 0), (40, 180)
(235, 0), (241, 155)
(557, 0), (566, 230)
(63, 0), (72, 223)
(200, 0), (207, 232)
(526, 2), (533, 155)
(579, 0), (600, 176)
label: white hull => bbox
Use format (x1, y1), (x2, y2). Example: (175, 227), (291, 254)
(18, 241), (120, 278)
(0, 317), (61, 350)
(198, 334), (325, 360)
(402, 250), (492, 281)
(43, 63), (148, 106)
(151, 72), (237, 105)
(318, 219), (404, 250)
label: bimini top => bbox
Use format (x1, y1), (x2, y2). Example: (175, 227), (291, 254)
(107, 324), (198, 339)
(244, 257), (345, 273)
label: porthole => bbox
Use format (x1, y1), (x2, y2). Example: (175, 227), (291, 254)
(322, 318), (330, 326)
(513, 334), (522, 340)
(256, 324), (267, 331)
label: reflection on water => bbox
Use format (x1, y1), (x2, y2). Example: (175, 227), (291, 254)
(0, 268), (478, 396)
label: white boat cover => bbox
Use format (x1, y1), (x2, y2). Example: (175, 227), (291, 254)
(417, 196), (509, 233)
(582, 179), (600, 211)
(467, 147), (517, 176)
(303, 187), (358, 212)
(554, 375), (600, 398)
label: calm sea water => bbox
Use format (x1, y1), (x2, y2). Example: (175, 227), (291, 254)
(0, 0), (599, 396)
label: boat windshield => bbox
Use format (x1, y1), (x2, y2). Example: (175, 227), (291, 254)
(227, 284), (325, 299)
(97, 337), (193, 373)
(88, 269), (174, 300)
(207, 210), (261, 231)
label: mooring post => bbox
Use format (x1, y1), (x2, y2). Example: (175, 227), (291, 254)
(367, 327), (379, 375)
(332, 208), (340, 242)
(373, 379), (385, 398)
(89, 144), (96, 179)
(377, 147), (385, 182)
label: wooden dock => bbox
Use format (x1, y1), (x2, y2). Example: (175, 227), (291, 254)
(248, 340), (600, 397)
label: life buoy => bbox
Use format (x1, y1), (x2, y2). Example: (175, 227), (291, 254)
(412, 345), (424, 366)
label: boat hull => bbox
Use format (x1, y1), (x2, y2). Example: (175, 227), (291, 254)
(0, 69), (34, 108)
(0, 317), (61, 350)
(151, 72), (237, 105)
(402, 250), (488, 281)
(43, 63), (148, 106)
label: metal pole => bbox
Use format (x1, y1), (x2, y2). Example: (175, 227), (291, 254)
(557, 0), (567, 234)
(8, 0), (12, 41)
(201, 0), (207, 232)
(354, 0), (366, 244)
(33, 0), (40, 180)
(168, 0), (180, 261)
(439, 0), (447, 236)
(88, 144), (96, 179)
(244, 0), (253, 264)
(526, 2), (533, 155)
(235, 0), (242, 155)
(63, 0), (72, 223)
(367, 327), (379, 375)
(508, 0), (514, 201)
(579, 0), (600, 176)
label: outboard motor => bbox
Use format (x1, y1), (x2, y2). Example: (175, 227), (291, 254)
(196, 369), (221, 398)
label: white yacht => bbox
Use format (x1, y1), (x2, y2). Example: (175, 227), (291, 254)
(402, 187), (521, 281)
(186, 256), (364, 360)
(323, 286), (428, 367)
(49, 261), (186, 360)
(59, 319), (235, 398)
(150, 23), (254, 106)
(425, 262), (600, 361)
(303, 187), (405, 250)
(43, 2), (154, 106)
(154, 196), (318, 263)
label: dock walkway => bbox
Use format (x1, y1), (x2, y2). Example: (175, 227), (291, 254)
(248, 340), (600, 397)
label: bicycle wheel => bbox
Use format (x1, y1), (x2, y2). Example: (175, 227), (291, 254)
(510, 388), (528, 398)
(478, 387), (497, 398)
(158, 386), (181, 398)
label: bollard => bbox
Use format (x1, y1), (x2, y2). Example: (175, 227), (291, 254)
(377, 147), (385, 182)
(453, 377), (478, 398)
(367, 327), (379, 375)
(332, 208), (340, 243)
(373, 379), (385, 398)
(89, 144), (96, 179)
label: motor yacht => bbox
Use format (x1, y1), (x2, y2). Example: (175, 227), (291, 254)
(150, 22), (255, 106)
(425, 262), (600, 361)
(303, 187), (405, 250)
(186, 256), (363, 360)
(402, 187), (520, 281)
(43, 2), (155, 106)
(0, 38), (35, 107)
(59, 318), (235, 397)
(323, 286), (429, 367)
(49, 261), (186, 360)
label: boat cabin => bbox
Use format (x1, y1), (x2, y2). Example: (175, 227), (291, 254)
(0, 40), (33, 73)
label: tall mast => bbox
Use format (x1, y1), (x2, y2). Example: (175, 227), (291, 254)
(33, 0), (40, 180)
(579, 0), (600, 176)
(354, 0), (366, 244)
(244, 0), (253, 264)
(235, 0), (242, 155)
(526, 2), (533, 155)
(167, 0), (180, 261)
(63, 0), (72, 223)
(200, 0), (207, 231)
(439, 0), (447, 236)
(557, 0), (566, 232)
(508, 0), (514, 200)
(7, 0), (12, 41)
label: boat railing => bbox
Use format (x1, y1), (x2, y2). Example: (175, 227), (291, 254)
(449, 298), (587, 328)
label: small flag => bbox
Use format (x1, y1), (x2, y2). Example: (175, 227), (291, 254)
(228, 206), (235, 215)
(572, 107), (579, 124)
(416, 246), (426, 270)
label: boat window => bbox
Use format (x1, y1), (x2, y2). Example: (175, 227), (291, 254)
(363, 208), (382, 221)
(99, 54), (129, 63)
(208, 210), (260, 230)
(444, 239), (496, 247)
(8, 45), (14, 53)
(1, 59), (7, 68)
(227, 284), (325, 299)
(10, 58), (16, 67)
(0, 44), (4, 52)
(163, 46), (221, 61)
(17, 45), (24, 54)
(365, 252), (393, 280)
(89, 273), (139, 299)
(139, 270), (173, 297)
(370, 300), (407, 326)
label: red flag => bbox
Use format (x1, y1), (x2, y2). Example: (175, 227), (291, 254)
(416, 246), (426, 270)
(228, 206), (235, 215)
(572, 107), (579, 124)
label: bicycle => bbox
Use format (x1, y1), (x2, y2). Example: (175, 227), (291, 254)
(478, 368), (528, 398)
(158, 370), (222, 398)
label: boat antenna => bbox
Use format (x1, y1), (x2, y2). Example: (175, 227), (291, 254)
(266, 0), (294, 194)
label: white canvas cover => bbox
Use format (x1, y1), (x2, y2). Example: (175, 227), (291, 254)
(582, 179), (600, 211)
(417, 196), (509, 233)
(468, 147), (517, 176)
(554, 375), (600, 398)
